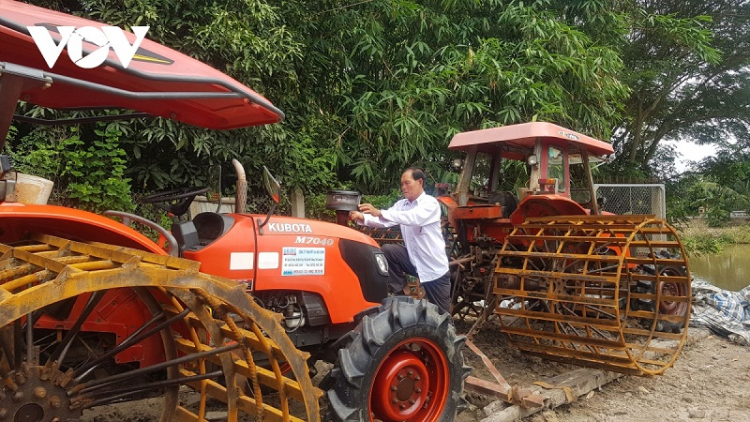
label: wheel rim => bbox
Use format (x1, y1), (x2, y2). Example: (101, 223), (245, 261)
(369, 338), (449, 422)
(659, 268), (688, 315)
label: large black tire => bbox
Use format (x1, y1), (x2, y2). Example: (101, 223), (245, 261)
(326, 297), (470, 421)
(655, 265), (690, 333)
(633, 263), (690, 334)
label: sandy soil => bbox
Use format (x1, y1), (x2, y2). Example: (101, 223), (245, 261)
(456, 322), (750, 422)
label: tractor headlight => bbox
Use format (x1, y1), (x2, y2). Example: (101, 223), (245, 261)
(374, 252), (388, 276)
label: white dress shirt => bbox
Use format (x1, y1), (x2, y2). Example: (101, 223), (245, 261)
(361, 192), (449, 283)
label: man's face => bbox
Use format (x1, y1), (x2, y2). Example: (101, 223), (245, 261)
(401, 170), (423, 201)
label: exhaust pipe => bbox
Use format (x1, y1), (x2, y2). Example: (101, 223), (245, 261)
(232, 159), (247, 213)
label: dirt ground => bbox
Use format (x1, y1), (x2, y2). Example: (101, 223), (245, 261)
(80, 318), (748, 422)
(455, 320), (750, 422)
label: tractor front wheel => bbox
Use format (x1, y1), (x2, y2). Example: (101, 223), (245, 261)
(326, 298), (469, 422)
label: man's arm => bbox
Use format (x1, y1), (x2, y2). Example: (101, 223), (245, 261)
(350, 205), (398, 228)
(380, 199), (440, 226)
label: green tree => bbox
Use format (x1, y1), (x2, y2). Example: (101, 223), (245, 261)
(24, 0), (337, 199)
(310, 0), (628, 192)
(10, 122), (135, 213)
(19, 0), (747, 201)
(610, 0), (750, 174)
(693, 136), (750, 220)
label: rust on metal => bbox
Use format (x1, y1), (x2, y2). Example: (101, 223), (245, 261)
(493, 216), (691, 376)
(0, 234), (321, 421)
(453, 205), (504, 220)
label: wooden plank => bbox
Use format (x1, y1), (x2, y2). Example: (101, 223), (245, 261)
(465, 376), (511, 401)
(479, 368), (624, 422)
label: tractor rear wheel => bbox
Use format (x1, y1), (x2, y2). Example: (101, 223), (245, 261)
(326, 297), (469, 422)
(0, 234), (321, 421)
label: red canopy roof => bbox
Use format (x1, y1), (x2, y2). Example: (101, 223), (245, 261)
(0, 0), (283, 129)
(448, 122), (614, 158)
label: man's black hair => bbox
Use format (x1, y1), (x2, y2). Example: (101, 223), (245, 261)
(406, 167), (426, 182)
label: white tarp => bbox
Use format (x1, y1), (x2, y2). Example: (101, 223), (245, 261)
(690, 280), (750, 346)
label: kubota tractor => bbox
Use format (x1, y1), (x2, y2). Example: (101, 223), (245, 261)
(440, 123), (692, 376)
(0, 1), (468, 421)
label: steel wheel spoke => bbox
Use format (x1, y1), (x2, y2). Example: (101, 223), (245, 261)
(75, 342), (241, 394)
(47, 291), (105, 366)
(77, 370), (224, 410)
(72, 307), (191, 382)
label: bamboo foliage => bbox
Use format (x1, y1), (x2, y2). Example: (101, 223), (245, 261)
(12, 0), (746, 199)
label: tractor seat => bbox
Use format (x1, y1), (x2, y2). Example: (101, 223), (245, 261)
(172, 212), (235, 254)
(193, 212), (235, 242)
(487, 191), (518, 218)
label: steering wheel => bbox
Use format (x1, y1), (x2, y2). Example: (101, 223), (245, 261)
(140, 186), (210, 217)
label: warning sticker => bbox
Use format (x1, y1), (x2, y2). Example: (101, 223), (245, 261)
(281, 247), (325, 276)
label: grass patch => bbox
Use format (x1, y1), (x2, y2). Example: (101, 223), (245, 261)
(678, 218), (750, 256)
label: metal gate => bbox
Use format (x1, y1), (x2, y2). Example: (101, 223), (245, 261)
(594, 183), (666, 219)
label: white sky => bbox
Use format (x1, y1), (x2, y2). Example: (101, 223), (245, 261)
(666, 140), (717, 173)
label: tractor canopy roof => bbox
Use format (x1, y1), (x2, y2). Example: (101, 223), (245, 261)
(0, 0), (283, 130)
(448, 122), (614, 160)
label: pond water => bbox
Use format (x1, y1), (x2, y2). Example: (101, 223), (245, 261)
(688, 244), (750, 292)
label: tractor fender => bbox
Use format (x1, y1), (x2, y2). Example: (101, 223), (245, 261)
(0, 203), (164, 254)
(509, 195), (587, 225)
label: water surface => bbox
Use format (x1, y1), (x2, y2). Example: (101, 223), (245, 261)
(688, 244), (750, 292)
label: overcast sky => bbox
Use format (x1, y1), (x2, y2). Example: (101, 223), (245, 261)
(666, 140), (717, 173)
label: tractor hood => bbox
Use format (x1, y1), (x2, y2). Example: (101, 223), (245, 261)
(0, 0), (284, 129)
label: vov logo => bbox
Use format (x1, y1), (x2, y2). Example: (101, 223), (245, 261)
(27, 25), (149, 69)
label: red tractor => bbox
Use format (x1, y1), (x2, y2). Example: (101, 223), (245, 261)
(0, 1), (467, 421)
(440, 123), (692, 375)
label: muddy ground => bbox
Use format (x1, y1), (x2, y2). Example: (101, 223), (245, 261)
(456, 320), (750, 422)
(80, 318), (748, 421)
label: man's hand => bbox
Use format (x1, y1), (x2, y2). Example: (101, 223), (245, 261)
(349, 211), (365, 222)
(359, 203), (382, 217)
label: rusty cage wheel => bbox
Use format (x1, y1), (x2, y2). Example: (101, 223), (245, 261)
(326, 297), (470, 422)
(450, 256), (492, 322)
(493, 215), (691, 375)
(0, 234), (321, 421)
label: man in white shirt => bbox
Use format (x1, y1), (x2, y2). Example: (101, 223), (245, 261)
(350, 167), (451, 314)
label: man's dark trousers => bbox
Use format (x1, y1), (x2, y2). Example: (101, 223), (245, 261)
(381, 244), (451, 314)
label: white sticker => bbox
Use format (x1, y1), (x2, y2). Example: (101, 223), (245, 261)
(229, 252), (254, 270)
(258, 252), (280, 269)
(281, 247), (325, 276)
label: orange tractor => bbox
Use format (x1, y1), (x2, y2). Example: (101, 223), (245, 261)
(0, 2), (468, 421)
(440, 123), (692, 376)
